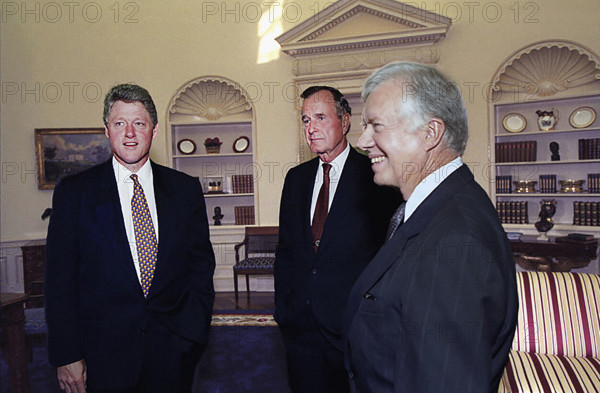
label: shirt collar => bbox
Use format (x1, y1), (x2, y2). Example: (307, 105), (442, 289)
(404, 156), (463, 222)
(112, 157), (153, 185)
(319, 142), (350, 179)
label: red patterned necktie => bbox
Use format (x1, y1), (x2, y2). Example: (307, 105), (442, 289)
(311, 163), (331, 254)
(131, 174), (158, 297)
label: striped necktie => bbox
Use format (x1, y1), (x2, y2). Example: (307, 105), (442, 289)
(386, 203), (406, 241)
(131, 174), (158, 297)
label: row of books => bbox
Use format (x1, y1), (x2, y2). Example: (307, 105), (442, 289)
(497, 201), (528, 224)
(496, 174), (600, 194)
(496, 174), (557, 193)
(495, 141), (537, 163)
(232, 174), (254, 194)
(234, 205), (255, 225)
(579, 138), (600, 160)
(495, 175), (513, 193)
(589, 174), (600, 193)
(538, 174), (558, 193)
(573, 201), (600, 227)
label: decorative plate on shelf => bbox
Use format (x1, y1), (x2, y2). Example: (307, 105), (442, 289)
(233, 136), (250, 153)
(569, 107), (596, 128)
(177, 139), (196, 155)
(502, 113), (527, 133)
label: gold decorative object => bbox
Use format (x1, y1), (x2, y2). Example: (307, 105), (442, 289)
(513, 180), (537, 193)
(559, 179), (585, 193)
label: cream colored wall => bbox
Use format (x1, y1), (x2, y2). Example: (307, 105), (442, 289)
(1, 0), (598, 242)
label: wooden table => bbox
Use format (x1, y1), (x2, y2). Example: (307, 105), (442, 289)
(510, 235), (598, 272)
(1, 292), (30, 393)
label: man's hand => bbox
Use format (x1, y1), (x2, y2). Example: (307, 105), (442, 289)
(57, 359), (87, 393)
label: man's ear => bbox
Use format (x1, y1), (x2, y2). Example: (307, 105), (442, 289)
(424, 118), (445, 151)
(342, 113), (351, 135)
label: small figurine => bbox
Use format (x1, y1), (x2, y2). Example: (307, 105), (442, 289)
(550, 141), (560, 161)
(534, 199), (557, 241)
(213, 206), (224, 226)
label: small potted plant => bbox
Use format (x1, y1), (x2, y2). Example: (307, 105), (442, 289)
(204, 137), (223, 154)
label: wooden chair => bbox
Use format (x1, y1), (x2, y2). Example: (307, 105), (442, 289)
(233, 226), (278, 301)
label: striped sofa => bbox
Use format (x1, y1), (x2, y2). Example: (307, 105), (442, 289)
(499, 271), (600, 393)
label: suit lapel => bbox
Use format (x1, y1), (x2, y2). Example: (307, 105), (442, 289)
(151, 162), (176, 280)
(357, 165), (474, 292)
(93, 160), (141, 292)
(316, 147), (360, 255)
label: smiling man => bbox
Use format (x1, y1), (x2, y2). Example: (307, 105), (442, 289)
(275, 86), (400, 393)
(45, 84), (215, 393)
(343, 62), (518, 393)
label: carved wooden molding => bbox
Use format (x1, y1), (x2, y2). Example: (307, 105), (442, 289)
(301, 4), (425, 43)
(292, 46), (440, 77)
(277, 0), (450, 59)
(491, 40), (600, 99)
(168, 76), (252, 122)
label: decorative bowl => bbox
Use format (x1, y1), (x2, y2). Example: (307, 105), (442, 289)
(559, 179), (584, 193)
(513, 180), (537, 193)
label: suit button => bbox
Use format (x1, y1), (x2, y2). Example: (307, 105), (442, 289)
(348, 371), (354, 380)
(306, 299), (311, 305)
(312, 268), (317, 275)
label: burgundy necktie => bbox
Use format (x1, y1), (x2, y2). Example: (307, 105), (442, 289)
(312, 163), (331, 254)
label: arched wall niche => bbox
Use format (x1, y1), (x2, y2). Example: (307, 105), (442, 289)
(486, 40), (600, 245)
(489, 40), (600, 104)
(167, 76), (254, 123)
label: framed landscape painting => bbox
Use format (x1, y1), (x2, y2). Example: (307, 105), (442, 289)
(35, 128), (112, 190)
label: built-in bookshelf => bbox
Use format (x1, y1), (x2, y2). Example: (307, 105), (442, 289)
(166, 77), (258, 228)
(487, 41), (600, 237)
(491, 94), (600, 232)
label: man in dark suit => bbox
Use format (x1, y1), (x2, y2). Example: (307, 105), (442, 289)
(344, 62), (518, 393)
(45, 84), (215, 393)
(275, 86), (400, 393)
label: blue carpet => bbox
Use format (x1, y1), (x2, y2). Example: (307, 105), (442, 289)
(193, 325), (290, 392)
(21, 314), (290, 393)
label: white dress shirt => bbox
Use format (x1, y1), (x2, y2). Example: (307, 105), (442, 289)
(404, 157), (464, 222)
(112, 157), (159, 282)
(310, 143), (351, 224)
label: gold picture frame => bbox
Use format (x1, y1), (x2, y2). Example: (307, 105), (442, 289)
(35, 128), (111, 190)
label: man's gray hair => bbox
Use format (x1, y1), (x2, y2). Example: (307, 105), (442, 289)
(362, 62), (468, 155)
(103, 84), (158, 126)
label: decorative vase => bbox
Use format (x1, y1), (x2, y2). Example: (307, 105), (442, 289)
(536, 109), (558, 131)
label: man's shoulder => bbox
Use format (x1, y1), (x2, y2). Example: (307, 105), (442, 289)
(286, 156), (319, 178)
(55, 160), (111, 191)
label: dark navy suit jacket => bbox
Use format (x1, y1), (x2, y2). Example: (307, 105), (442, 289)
(45, 159), (215, 389)
(344, 165), (518, 393)
(275, 147), (400, 350)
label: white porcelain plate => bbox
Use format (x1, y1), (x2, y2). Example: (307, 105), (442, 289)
(569, 107), (596, 128)
(502, 113), (526, 133)
(177, 139), (196, 155)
